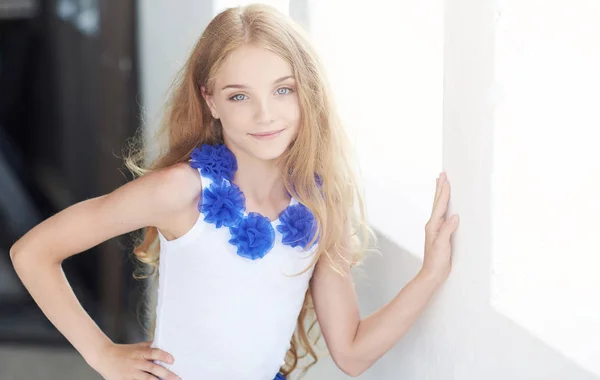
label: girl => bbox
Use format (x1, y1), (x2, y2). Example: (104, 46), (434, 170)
(9, 4), (459, 380)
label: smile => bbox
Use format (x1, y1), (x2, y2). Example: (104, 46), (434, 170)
(249, 129), (284, 140)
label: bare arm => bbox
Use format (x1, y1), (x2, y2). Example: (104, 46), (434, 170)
(311, 173), (459, 376)
(311, 255), (441, 376)
(9, 162), (200, 367)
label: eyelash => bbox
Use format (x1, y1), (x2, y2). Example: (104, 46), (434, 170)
(228, 87), (294, 102)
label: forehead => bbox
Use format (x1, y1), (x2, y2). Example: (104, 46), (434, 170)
(215, 44), (294, 87)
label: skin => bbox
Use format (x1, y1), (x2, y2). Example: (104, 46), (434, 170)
(202, 44), (300, 221)
(8, 44), (460, 379)
(310, 171), (458, 376)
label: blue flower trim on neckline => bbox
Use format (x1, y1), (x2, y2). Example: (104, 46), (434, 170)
(228, 213), (275, 260)
(191, 143), (320, 259)
(190, 144), (237, 184)
(200, 181), (245, 228)
(276, 203), (319, 249)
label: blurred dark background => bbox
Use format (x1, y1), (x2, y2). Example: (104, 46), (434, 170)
(1, 0), (145, 376)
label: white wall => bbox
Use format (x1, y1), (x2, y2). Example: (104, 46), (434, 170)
(136, 1), (600, 379)
(307, 0), (600, 379)
(490, 0), (600, 376)
(306, 0), (444, 257)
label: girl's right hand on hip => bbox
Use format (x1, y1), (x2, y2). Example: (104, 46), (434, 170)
(91, 340), (181, 380)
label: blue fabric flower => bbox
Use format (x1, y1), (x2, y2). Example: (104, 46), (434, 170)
(228, 213), (275, 260)
(189, 142), (323, 259)
(273, 373), (286, 380)
(276, 203), (319, 249)
(190, 144), (237, 183)
(200, 182), (245, 228)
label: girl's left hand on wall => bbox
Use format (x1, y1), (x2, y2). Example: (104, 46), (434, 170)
(421, 172), (460, 284)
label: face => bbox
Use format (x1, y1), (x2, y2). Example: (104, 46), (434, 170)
(202, 44), (301, 162)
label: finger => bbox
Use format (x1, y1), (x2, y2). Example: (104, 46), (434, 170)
(432, 175), (446, 214)
(435, 172), (447, 198)
(141, 348), (174, 365)
(439, 214), (459, 241)
(433, 176), (441, 203)
(133, 372), (159, 380)
(133, 367), (160, 380)
(434, 174), (447, 206)
(431, 179), (450, 222)
(138, 360), (180, 380)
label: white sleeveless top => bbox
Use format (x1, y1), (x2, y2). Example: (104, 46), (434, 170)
(151, 157), (318, 380)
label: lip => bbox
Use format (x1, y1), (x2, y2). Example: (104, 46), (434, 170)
(250, 129), (284, 139)
(251, 129), (283, 137)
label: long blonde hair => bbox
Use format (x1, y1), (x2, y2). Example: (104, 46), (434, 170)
(125, 4), (376, 378)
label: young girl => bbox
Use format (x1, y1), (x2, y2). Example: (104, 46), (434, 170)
(9, 4), (459, 380)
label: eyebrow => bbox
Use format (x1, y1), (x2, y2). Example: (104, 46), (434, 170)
(221, 75), (295, 91)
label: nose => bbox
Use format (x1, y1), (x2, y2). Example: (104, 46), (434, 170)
(254, 97), (275, 126)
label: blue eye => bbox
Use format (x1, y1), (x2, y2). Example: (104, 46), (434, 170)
(277, 87), (293, 95)
(229, 94), (248, 101)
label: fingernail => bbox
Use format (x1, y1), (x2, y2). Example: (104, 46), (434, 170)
(451, 215), (459, 222)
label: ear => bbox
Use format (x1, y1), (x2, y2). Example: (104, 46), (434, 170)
(201, 85), (219, 119)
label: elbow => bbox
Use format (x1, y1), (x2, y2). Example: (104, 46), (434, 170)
(11, 244), (62, 271)
(9, 244), (20, 262)
(9, 236), (26, 261)
(9, 244), (27, 271)
(9, 242), (36, 267)
(333, 350), (369, 377)
(338, 360), (367, 377)
(343, 366), (365, 378)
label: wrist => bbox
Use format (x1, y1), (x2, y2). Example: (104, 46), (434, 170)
(82, 336), (113, 369)
(416, 267), (447, 288)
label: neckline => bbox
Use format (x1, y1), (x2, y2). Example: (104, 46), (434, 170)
(235, 180), (295, 225)
(192, 142), (297, 225)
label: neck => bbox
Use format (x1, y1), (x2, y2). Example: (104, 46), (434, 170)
(227, 144), (287, 206)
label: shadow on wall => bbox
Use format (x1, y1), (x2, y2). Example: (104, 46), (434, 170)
(305, 231), (599, 380)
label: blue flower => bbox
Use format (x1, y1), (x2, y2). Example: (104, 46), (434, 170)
(228, 213), (275, 260)
(200, 182), (245, 228)
(276, 204), (319, 249)
(190, 144), (237, 183)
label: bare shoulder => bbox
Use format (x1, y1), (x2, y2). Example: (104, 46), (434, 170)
(150, 161), (203, 233)
(111, 160), (202, 226)
(154, 162), (202, 214)
(10, 161), (202, 262)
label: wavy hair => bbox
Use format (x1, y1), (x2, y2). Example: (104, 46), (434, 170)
(125, 4), (376, 378)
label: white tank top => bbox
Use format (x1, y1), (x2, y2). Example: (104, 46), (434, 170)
(151, 144), (318, 380)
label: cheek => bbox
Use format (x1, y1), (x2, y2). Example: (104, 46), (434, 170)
(282, 98), (301, 129)
(219, 104), (252, 132)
